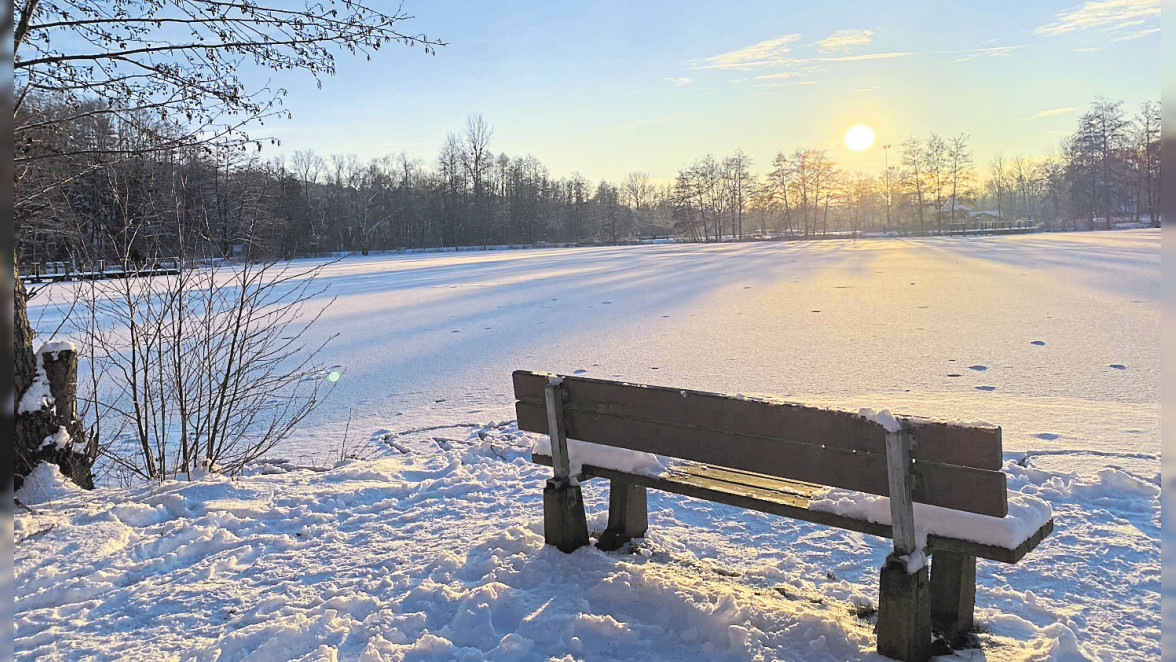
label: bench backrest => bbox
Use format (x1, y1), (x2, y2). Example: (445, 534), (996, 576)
(513, 370), (1008, 518)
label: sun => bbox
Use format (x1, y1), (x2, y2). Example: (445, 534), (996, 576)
(844, 124), (876, 152)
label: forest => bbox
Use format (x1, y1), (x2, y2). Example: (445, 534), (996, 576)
(15, 96), (1160, 269)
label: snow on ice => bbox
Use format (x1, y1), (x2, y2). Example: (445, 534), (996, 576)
(17, 230), (1160, 660)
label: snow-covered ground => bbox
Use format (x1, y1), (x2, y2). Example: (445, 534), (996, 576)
(18, 230), (1160, 660)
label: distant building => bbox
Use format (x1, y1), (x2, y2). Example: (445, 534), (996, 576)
(938, 195), (972, 214)
(968, 211), (1002, 223)
(938, 195), (973, 224)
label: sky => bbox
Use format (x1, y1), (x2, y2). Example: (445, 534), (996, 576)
(258, 0), (1160, 184)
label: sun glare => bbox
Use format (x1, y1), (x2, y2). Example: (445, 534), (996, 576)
(844, 124), (875, 152)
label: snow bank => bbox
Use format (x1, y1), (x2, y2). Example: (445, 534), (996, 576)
(809, 487), (1052, 550)
(16, 462), (85, 506)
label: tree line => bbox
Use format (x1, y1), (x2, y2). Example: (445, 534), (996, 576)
(15, 96), (1159, 270)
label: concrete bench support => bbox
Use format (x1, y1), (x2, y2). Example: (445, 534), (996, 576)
(877, 554), (933, 662)
(930, 550), (977, 646)
(597, 481), (647, 551)
(543, 478), (590, 553)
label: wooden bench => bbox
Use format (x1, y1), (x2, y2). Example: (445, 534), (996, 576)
(513, 370), (1054, 662)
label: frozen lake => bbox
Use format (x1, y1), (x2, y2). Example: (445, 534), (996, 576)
(284, 230), (1159, 477)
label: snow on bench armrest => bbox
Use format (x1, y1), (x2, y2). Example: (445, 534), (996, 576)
(808, 487), (1052, 551)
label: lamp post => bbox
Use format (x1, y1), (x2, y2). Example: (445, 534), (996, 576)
(882, 144), (892, 234)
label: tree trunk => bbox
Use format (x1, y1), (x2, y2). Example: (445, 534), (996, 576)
(14, 262), (96, 492)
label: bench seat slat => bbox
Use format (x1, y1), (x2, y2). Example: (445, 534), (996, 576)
(514, 371), (1002, 470)
(517, 400), (1008, 517)
(680, 465), (826, 498)
(531, 453), (1051, 564)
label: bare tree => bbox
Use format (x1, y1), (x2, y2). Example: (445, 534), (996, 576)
(925, 134), (947, 234)
(987, 153), (1008, 220)
(723, 150), (754, 240)
(14, 0), (442, 488)
(946, 134), (973, 225)
(461, 114), (493, 246)
(900, 137), (927, 234)
(1010, 154), (1032, 221)
(1133, 101), (1160, 224)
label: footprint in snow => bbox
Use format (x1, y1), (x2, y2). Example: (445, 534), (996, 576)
(573, 369), (587, 375)
(968, 365), (988, 371)
(602, 301), (612, 304)
(1030, 340), (1046, 346)
(1034, 433), (1060, 440)
(451, 330), (460, 333)
(811, 310), (821, 313)
(946, 373), (962, 377)
(1110, 364), (1126, 370)
(974, 385), (996, 391)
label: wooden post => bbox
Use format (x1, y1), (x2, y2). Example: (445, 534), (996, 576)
(545, 382), (572, 481)
(877, 428), (932, 662)
(885, 429), (917, 556)
(542, 379), (589, 553)
(597, 480), (647, 551)
(930, 550), (977, 647)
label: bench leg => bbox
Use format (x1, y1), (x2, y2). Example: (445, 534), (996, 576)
(930, 550), (977, 647)
(543, 478), (589, 553)
(597, 481), (647, 551)
(876, 554), (933, 662)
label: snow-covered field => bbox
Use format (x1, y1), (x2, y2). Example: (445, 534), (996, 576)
(17, 230), (1160, 660)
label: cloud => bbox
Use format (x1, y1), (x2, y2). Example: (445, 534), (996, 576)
(754, 72), (798, 80)
(820, 51), (910, 62)
(1073, 46), (1102, 52)
(1112, 27), (1159, 41)
(692, 44), (1018, 71)
(951, 45), (1020, 62)
(1022, 107), (1079, 121)
(666, 77), (693, 86)
(817, 29), (874, 53)
(700, 34), (802, 69)
(1036, 0), (1159, 37)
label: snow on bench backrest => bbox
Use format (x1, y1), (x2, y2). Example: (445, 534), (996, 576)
(513, 370), (1008, 518)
